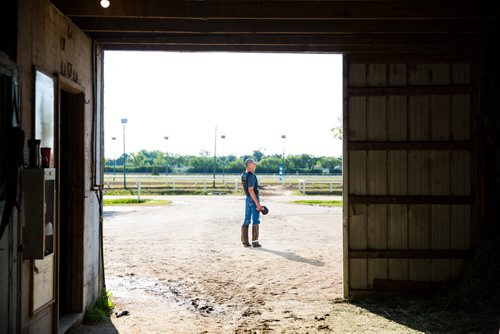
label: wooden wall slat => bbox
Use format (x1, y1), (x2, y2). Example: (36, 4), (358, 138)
(367, 205), (388, 249)
(430, 151), (450, 196)
(348, 85), (473, 96)
(350, 249), (471, 258)
(450, 151), (471, 196)
(388, 152), (407, 195)
(451, 205), (471, 250)
(408, 96), (431, 141)
(367, 64), (386, 87)
(430, 96), (450, 141)
(451, 64), (471, 85)
(349, 204), (367, 250)
(367, 152), (387, 195)
(451, 95), (471, 140)
(388, 259), (409, 281)
(368, 259), (387, 289)
(431, 205), (451, 280)
(348, 97), (367, 141)
(366, 97), (387, 141)
(408, 151), (430, 195)
(349, 259), (368, 290)
(429, 64), (450, 85)
(387, 96), (407, 141)
(409, 64), (432, 86)
(349, 151), (367, 195)
(388, 205), (408, 250)
(349, 195), (471, 205)
(408, 205), (431, 249)
(389, 64), (406, 86)
(349, 64), (366, 87)
(431, 205), (450, 250)
(349, 142), (471, 151)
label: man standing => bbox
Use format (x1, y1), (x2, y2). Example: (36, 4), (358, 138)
(241, 158), (262, 248)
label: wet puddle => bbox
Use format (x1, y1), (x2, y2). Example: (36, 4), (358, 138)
(106, 275), (226, 317)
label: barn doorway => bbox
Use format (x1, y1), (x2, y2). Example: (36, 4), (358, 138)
(57, 79), (86, 328)
(100, 52), (344, 332)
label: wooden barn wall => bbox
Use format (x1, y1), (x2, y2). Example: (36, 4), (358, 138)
(344, 56), (476, 294)
(16, 0), (100, 332)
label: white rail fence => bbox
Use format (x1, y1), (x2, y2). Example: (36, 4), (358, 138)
(298, 178), (342, 195)
(104, 174), (342, 195)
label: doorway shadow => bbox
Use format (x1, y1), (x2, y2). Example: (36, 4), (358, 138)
(67, 318), (119, 334)
(349, 289), (500, 333)
(255, 248), (325, 267)
(349, 240), (500, 333)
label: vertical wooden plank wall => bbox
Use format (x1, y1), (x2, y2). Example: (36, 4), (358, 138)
(345, 56), (474, 294)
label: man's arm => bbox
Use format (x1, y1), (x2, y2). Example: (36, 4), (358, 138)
(248, 187), (262, 211)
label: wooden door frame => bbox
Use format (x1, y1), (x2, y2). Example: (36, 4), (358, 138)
(54, 75), (86, 332)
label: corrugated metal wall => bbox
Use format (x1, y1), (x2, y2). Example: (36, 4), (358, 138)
(344, 55), (476, 295)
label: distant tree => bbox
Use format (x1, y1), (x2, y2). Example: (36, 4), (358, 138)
(227, 159), (245, 172)
(331, 115), (343, 140)
(258, 156), (281, 173)
(252, 149), (265, 162)
(129, 151), (146, 167)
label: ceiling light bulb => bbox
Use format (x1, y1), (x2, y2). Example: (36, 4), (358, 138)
(100, 0), (110, 8)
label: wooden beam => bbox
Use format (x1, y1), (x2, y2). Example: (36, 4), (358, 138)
(70, 17), (495, 35)
(50, 0), (495, 19)
(349, 249), (472, 258)
(348, 142), (472, 151)
(91, 33), (483, 47)
(98, 41), (479, 53)
(348, 195), (472, 204)
(348, 85), (474, 96)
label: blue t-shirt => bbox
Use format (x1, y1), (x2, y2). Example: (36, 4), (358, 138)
(246, 173), (259, 196)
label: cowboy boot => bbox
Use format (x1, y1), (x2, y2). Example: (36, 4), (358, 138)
(241, 225), (251, 247)
(252, 225), (261, 248)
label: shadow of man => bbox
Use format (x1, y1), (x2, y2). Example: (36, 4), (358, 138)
(255, 248), (325, 267)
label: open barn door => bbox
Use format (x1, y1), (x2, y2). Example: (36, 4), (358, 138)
(343, 54), (479, 297)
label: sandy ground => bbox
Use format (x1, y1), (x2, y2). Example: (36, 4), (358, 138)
(70, 193), (421, 334)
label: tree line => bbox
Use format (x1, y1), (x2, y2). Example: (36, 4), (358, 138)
(105, 149), (342, 175)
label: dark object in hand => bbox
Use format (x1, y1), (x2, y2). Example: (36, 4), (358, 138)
(260, 206), (269, 215)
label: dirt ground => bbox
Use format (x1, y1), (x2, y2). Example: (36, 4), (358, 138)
(69, 193), (422, 334)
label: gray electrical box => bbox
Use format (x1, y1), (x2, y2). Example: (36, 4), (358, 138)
(22, 168), (55, 259)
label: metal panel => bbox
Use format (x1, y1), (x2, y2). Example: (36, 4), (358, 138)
(345, 55), (475, 295)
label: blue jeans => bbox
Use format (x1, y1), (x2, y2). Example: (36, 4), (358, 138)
(243, 196), (260, 226)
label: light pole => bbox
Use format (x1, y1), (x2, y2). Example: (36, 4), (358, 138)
(121, 118), (128, 189)
(281, 134), (286, 185)
(112, 136), (116, 181)
(221, 135), (226, 184)
(212, 126), (217, 188)
(164, 136), (169, 177)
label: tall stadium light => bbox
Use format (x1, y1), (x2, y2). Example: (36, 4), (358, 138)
(121, 118), (128, 189)
(281, 134), (287, 185)
(164, 136), (169, 177)
(212, 126), (217, 188)
(221, 135), (226, 184)
(112, 136), (117, 181)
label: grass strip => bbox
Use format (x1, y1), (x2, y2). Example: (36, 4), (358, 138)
(103, 198), (171, 206)
(293, 199), (343, 207)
